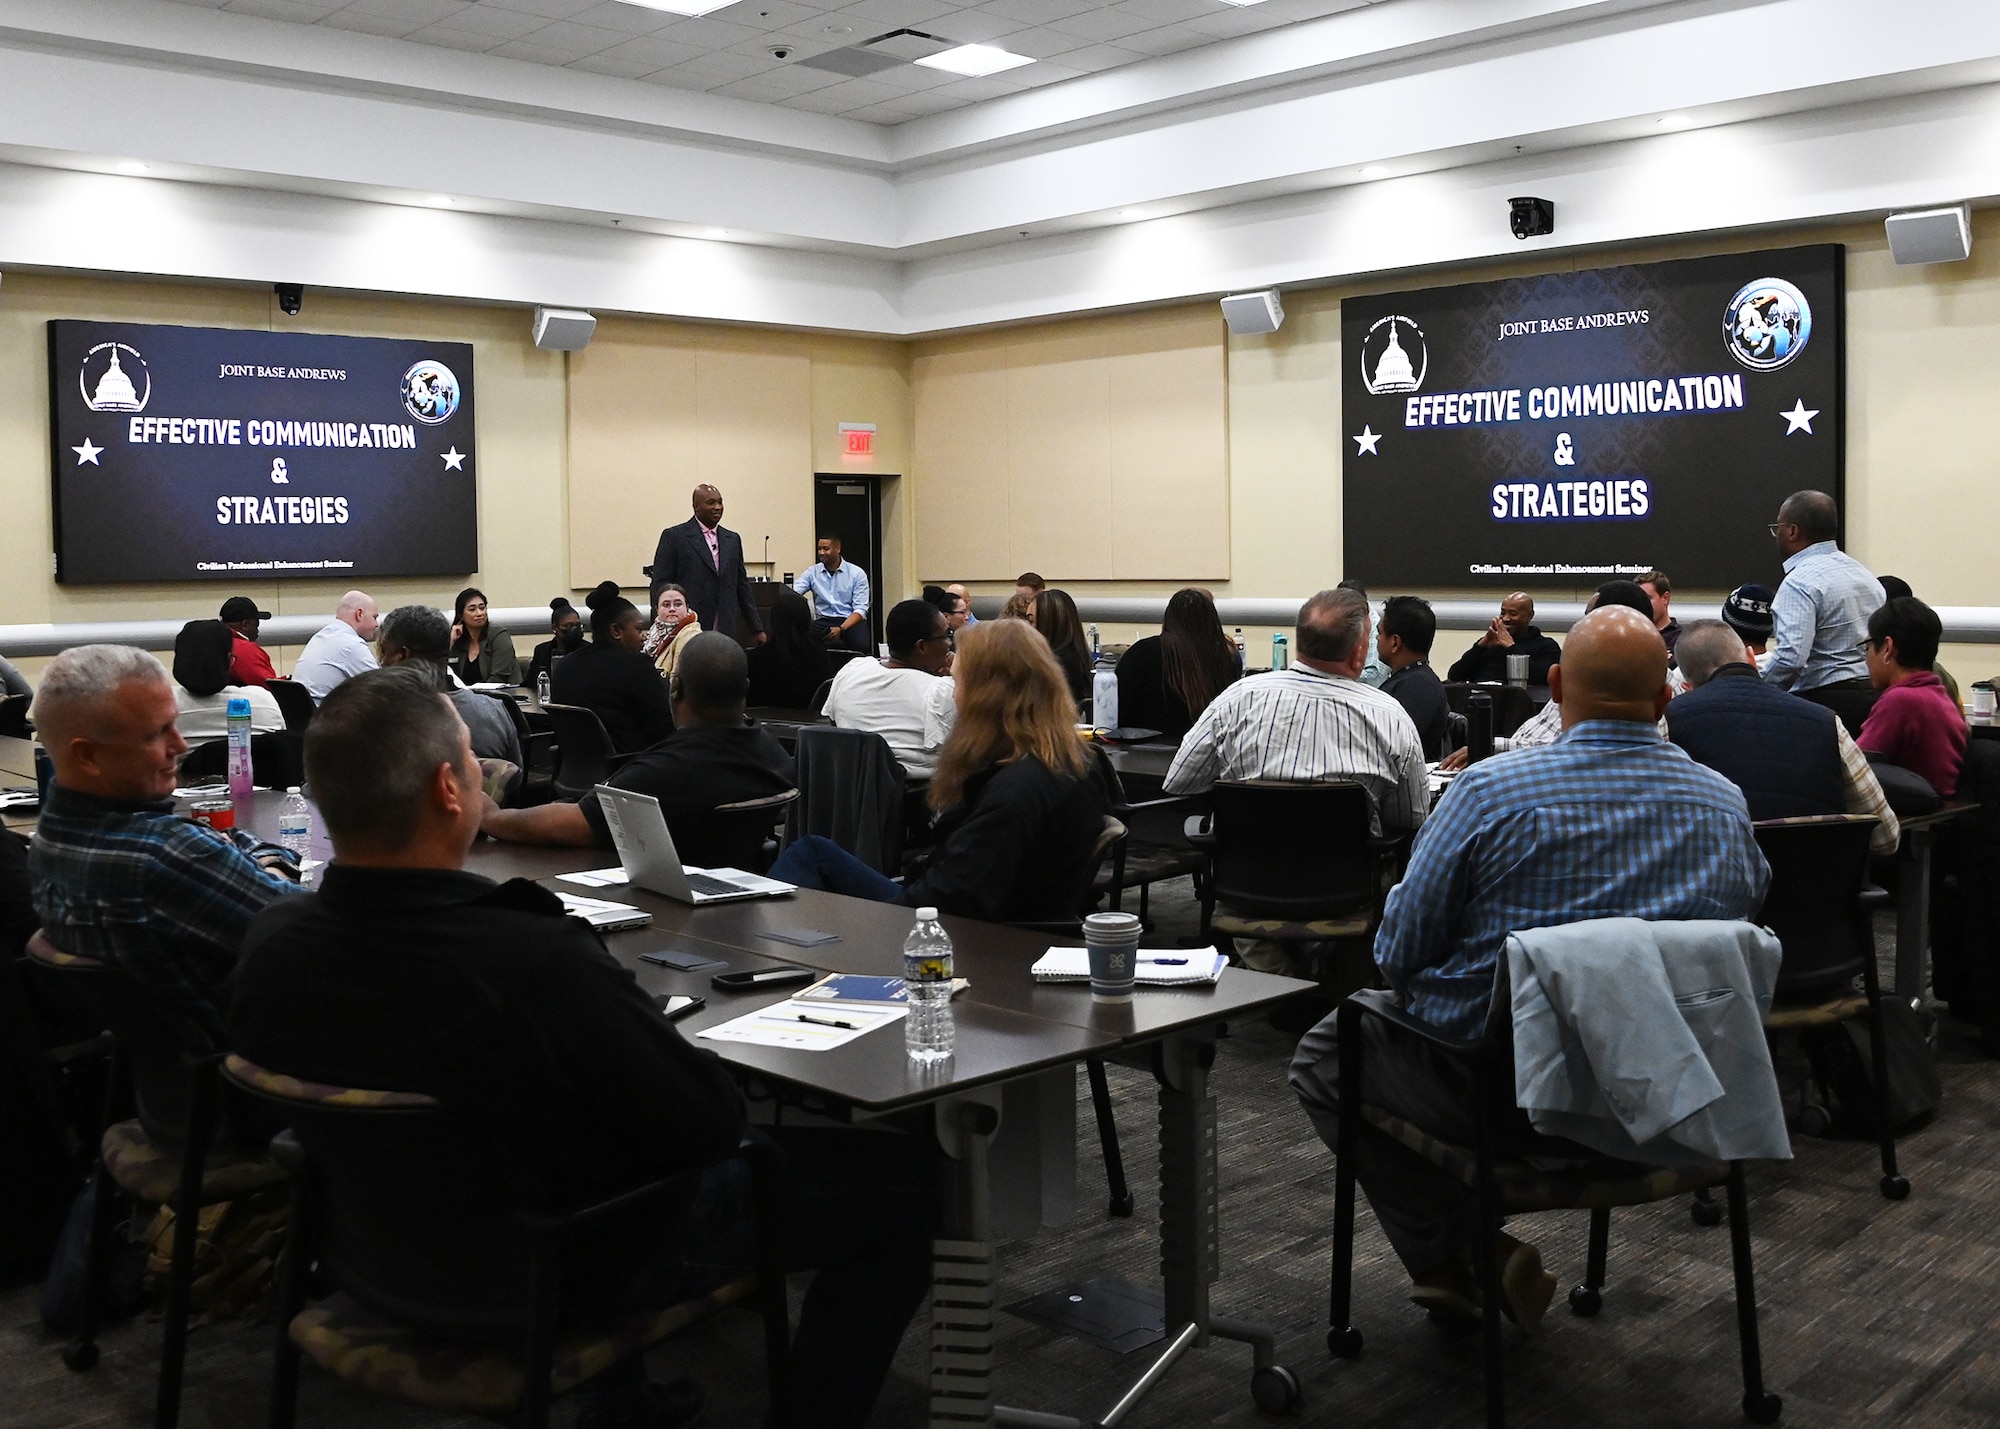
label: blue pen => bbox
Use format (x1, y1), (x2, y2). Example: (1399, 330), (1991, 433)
(1141, 957), (1188, 965)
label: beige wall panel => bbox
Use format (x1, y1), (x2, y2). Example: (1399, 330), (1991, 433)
(913, 349), (1013, 580)
(567, 336), (698, 590)
(1005, 345), (1111, 579)
(1108, 313), (1228, 580)
(693, 346), (812, 580)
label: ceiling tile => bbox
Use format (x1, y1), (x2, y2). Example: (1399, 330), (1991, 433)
(509, 18), (631, 51)
(1109, 0), (1219, 22)
(987, 24), (1087, 57)
(656, 48), (775, 82)
(589, 33), (709, 65)
(977, 0), (1095, 26)
(317, 9), (430, 37)
(718, 1), (828, 32)
(651, 14), (766, 47)
(1039, 39), (1142, 70)
(925, 10), (1026, 42)
(403, 23), (511, 49)
(1047, 4), (1152, 39)
(1178, 4), (1287, 36)
(827, 0), (962, 29)
(336, 0), (473, 22)
(566, 49), (667, 74)
(1008, 58), (1084, 84)
(223, 0), (348, 21)
(479, 0), (609, 21)
(1110, 24), (1209, 55)
(718, 55), (848, 91)
(558, 1), (688, 34)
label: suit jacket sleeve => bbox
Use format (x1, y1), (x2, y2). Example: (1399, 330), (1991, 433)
(728, 530), (764, 634)
(650, 524), (682, 587)
(1529, 636), (1561, 687)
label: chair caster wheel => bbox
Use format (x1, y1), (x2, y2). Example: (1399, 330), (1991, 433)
(1251, 1364), (1302, 1414)
(1796, 1104), (1832, 1138)
(1326, 1325), (1363, 1358)
(1742, 1389), (1782, 1423)
(1880, 1174), (1910, 1201)
(62, 1340), (99, 1372)
(1691, 1196), (1724, 1227)
(1107, 1192), (1135, 1218)
(1567, 1285), (1601, 1317)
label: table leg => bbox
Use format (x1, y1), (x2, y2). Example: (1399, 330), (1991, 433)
(1895, 827), (1936, 1008)
(931, 1098), (1000, 1427)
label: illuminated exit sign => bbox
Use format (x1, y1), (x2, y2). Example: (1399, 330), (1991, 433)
(839, 421), (876, 457)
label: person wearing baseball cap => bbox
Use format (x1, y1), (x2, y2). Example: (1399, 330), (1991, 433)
(220, 596), (276, 688)
(1721, 584), (1775, 661)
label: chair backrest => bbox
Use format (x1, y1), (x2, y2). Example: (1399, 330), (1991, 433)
(807, 678), (834, 714)
(27, 931), (212, 1142)
(482, 688), (535, 741)
(222, 1054), (559, 1338)
(176, 732), (304, 790)
(1751, 814), (1878, 997)
(265, 679), (317, 733)
(0, 693), (28, 739)
(790, 726), (907, 874)
(1071, 815), (1128, 915)
(683, 789), (799, 873)
(542, 703), (617, 801)
(1209, 779), (1378, 919)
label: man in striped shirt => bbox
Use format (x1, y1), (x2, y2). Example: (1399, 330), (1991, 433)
(29, 645), (301, 1034)
(1289, 607), (1767, 1331)
(1163, 587), (1427, 837)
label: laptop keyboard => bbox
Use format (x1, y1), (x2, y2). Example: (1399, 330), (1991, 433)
(686, 872), (751, 897)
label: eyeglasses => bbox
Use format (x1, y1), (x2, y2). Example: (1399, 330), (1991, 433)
(1766, 522), (1795, 537)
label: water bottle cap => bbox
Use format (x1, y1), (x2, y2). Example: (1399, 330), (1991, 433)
(915, 907), (939, 921)
(287, 786), (302, 795)
(226, 696), (251, 715)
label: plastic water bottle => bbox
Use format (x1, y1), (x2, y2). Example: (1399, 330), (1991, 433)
(1092, 660), (1119, 734)
(1088, 624), (1101, 660)
(903, 908), (955, 1063)
(1272, 633), (1290, 671)
(226, 697), (254, 809)
(535, 669), (551, 706)
(279, 787), (311, 862)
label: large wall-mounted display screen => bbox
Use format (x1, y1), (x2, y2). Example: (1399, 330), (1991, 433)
(49, 321), (477, 583)
(1342, 245), (1843, 590)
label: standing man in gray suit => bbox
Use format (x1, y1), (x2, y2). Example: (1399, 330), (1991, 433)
(648, 484), (766, 645)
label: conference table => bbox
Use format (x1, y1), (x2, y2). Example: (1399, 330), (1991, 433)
(230, 791), (1311, 1427)
(0, 734), (37, 780)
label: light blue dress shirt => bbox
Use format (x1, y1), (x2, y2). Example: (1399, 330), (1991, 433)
(794, 560), (871, 619)
(1763, 540), (1883, 692)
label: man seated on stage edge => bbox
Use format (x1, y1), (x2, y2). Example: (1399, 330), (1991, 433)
(481, 631), (794, 855)
(1288, 606), (1768, 1332)
(231, 666), (938, 1429)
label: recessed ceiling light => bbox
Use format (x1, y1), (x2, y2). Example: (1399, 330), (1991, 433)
(915, 43), (1033, 77)
(115, 161), (149, 175)
(1359, 165), (1389, 178)
(616, 0), (742, 14)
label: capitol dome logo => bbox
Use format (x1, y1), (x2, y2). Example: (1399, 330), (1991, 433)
(1723, 278), (1812, 372)
(1362, 315), (1426, 395)
(401, 359), (461, 425)
(80, 342), (150, 414)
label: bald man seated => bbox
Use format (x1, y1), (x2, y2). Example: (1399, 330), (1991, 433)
(481, 631), (794, 858)
(1289, 606), (1769, 1334)
(293, 589), (381, 703)
(1446, 590), (1562, 686)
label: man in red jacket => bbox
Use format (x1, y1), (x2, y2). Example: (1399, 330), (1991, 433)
(220, 597), (275, 687)
(1858, 597), (1967, 798)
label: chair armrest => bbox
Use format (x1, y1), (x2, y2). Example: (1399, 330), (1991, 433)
(1184, 814), (1214, 846)
(1858, 883), (1892, 911)
(1344, 988), (1488, 1059)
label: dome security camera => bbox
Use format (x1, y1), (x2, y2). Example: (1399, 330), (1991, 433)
(768, 44), (793, 59)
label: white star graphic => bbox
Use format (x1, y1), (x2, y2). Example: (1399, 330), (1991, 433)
(72, 438), (103, 466)
(1780, 400), (1819, 435)
(440, 446), (466, 471)
(1352, 425), (1382, 456)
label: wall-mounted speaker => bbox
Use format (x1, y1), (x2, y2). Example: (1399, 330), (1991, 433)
(532, 306), (597, 351)
(1221, 289), (1284, 336)
(1885, 205), (1971, 265)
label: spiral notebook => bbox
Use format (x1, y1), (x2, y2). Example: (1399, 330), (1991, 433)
(1030, 949), (1228, 986)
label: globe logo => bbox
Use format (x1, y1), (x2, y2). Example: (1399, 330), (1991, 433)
(1723, 278), (1812, 372)
(401, 359), (461, 424)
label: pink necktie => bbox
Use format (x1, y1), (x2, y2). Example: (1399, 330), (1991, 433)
(704, 525), (720, 571)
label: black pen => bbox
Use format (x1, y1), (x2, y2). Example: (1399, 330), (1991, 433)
(796, 1012), (857, 1030)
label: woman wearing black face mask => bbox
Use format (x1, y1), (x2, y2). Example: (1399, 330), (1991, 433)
(527, 598), (585, 688)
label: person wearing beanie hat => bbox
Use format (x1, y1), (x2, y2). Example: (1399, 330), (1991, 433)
(1721, 584), (1775, 657)
(220, 595), (276, 687)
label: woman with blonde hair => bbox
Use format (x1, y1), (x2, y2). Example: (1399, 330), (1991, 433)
(768, 619), (1111, 922)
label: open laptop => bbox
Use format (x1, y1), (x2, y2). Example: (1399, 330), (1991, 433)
(592, 785), (795, 905)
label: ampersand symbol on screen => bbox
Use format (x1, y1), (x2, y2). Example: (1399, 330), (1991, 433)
(270, 458), (289, 484)
(1552, 433), (1575, 467)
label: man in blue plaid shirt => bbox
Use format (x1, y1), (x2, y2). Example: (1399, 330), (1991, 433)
(1290, 606), (1768, 1332)
(30, 645), (302, 1033)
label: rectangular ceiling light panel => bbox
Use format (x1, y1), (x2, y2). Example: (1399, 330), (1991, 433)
(914, 43), (1034, 76)
(617, 0), (741, 17)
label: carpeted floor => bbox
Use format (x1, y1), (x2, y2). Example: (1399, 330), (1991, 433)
(6, 878), (1995, 1428)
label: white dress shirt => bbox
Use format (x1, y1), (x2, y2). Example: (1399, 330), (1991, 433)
(822, 658), (956, 778)
(1164, 663), (1428, 834)
(294, 619), (379, 703)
